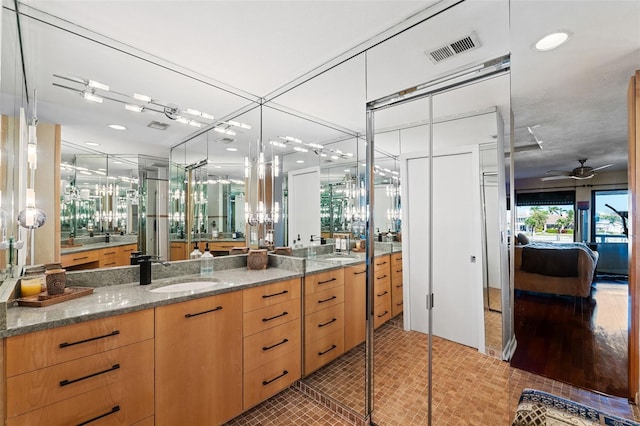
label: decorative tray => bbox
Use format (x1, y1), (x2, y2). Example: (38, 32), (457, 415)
(17, 287), (94, 307)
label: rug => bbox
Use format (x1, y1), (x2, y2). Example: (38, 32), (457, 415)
(512, 389), (639, 426)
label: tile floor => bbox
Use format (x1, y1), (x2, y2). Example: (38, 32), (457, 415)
(226, 316), (638, 425)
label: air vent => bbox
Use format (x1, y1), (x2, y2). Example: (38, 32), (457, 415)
(425, 32), (480, 64)
(219, 137), (235, 144)
(147, 121), (169, 130)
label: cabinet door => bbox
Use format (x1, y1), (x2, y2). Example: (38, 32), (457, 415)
(344, 264), (366, 351)
(169, 241), (187, 261)
(119, 244), (138, 266)
(155, 291), (243, 426)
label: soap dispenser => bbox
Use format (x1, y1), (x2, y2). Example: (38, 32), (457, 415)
(190, 242), (202, 259)
(308, 236), (316, 258)
(200, 243), (214, 277)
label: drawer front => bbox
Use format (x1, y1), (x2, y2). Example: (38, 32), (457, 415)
(374, 299), (392, 329)
(99, 247), (120, 268)
(243, 278), (301, 313)
(304, 302), (344, 343)
(345, 263), (366, 277)
(169, 242), (187, 261)
(374, 255), (391, 275)
(133, 417), (155, 426)
(304, 269), (344, 295)
(7, 339), (153, 418)
(304, 285), (344, 315)
(61, 250), (100, 268)
(6, 375), (154, 426)
(373, 279), (391, 300)
(244, 319), (300, 372)
(304, 329), (344, 375)
(243, 298), (301, 337)
(392, 269), (403, 287)
(119, 244), (138, 265)
(391, 252), (403, 269)
(244, 349), (301, 410)
(392, 293), (404, 317)
(6, 309), (154, 376)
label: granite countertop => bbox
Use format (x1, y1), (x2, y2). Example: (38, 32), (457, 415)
(170, 238), (246, 243)
(3, 266), (302, 338)
(61, 240), (138, 255)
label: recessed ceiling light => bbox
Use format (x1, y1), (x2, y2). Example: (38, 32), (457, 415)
(85, 142), (100, 147)
(226, 147), (238, 152)
(344, 169), (350, 172)
(534, 31), (570, 51)
(108, 124), (126, 130)
(296, 160), (305, 164)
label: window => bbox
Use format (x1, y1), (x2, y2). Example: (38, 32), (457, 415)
(515, 191), (575, 243)
(591, 189), (628, 243)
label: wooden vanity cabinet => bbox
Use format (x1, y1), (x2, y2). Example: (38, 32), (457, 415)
(4, 309), (154, 426)
(344, 263), (366, 351)
(303, 268), (345, 375)
(242, 278), (301, 410)
(169, 241), (188, 261)
(155, 291), (243, 426)
(391, 252), (404, 317)
(62, 243), (139, 270)
(374, 255), (392, 329)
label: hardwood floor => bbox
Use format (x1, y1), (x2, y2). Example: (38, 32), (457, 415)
(511, 278), (629, 398)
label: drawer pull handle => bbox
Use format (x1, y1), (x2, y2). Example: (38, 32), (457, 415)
(60, 364), (120, 387)
(73, 256), (89, 261)
(318, 277), (337, 285)
(377, 290), (389, 297)
(104, 251), (116, 255)
(318, 295), (337, 304)
(262, 311), (288, 322)
(377, 310), (389, 318)
(105, 262), (116, 266)
(185, 305), (223, 318)
(354, 270), (366, 275)
(318, 344), (337, 356)
(396, 284), (403, 288)
(376, 274), (388, 280)
(376, 261), (387, 266)
(263, 338), (289, 351)
(77, 405), (120, 426)
(262, 290), (288, 299)
(396, 269), (403, 273)
(60, 330), (120, 348)
(318, 318), (337, 328)
(263, 370), (289, 386)
(396, 302), (403, 306)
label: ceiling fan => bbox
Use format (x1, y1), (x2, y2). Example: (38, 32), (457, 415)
(541, 158), (613, 181)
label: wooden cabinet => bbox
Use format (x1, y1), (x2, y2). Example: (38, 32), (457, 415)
(374, 255), (392, 329)
(169, 241), (188, 261)
(344, 263), (366, 351)
(62, 243), (139, 270)
(242, 278), (301, 410)
(5, 310), (154, 426)
(155, 291), (243, 426)
(391, 252), (404, 317)
(303, 268), (344, 375)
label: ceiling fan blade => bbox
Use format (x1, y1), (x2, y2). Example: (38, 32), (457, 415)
(540, 175), (573, 181)
(545, 170), (572, 176)
(591, 163), (614, 171)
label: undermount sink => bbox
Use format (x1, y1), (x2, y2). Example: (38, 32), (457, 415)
(148, 280), (220, 293)
(321, 256), (358, 263)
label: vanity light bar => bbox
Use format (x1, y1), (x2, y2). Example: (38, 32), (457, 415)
(270, 140), (287, 148)
(83, 92), (103, 103)
(88, 80), (109, 91)
(214, 127), (236, 136)
(226, 120), (251, 130)
(133, 93), (152, 103)
(125, 104), (144, 112)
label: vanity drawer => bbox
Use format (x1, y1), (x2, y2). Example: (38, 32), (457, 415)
(374, 270), (391, 291)
(119, 244), (138, 265)
(345, 263), (366, 277)
(304, 269), (344, 295)
(6, 375), (153, 426)
(243, 278), (301, 312)
(304, 285), (344, 315)
(6, 309), (154, 376)
(61, 250), (99, 268)
(374, 255), (391, 274)
(374, 300), (392, 329)
(392, 268), (403, 286)
(243, 298), (301, 337)
(244, 349), (300, 410)
(392, 292), (404, 317)
(304, 329), (344, 374)
(391, 252), (403, 269)
(304, 302), (344, 341)
(99, 247), (120, 268)
(375, 279), (391, 303)
(7, 339), (153, 417)
(244, 319), (300, 372)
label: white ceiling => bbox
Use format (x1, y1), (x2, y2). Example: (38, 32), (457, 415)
(2, 0), (638, 183)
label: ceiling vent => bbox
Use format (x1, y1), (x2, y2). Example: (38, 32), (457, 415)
(147, 121), (169, 130)
(219, 137), (235, 144)
(425, 32), (481, 64)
